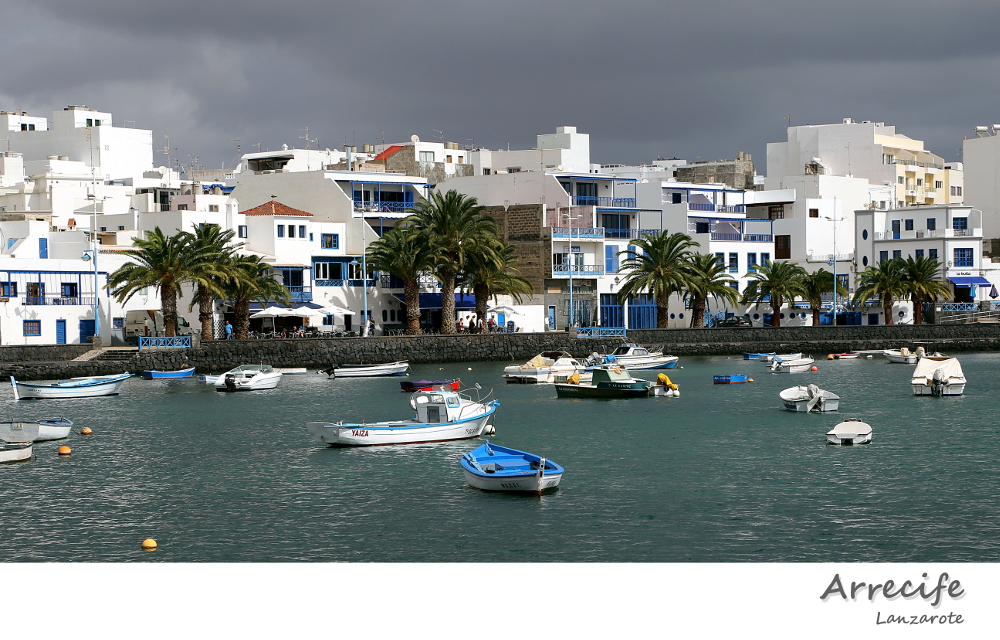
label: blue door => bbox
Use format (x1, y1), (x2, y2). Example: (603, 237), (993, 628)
(39, 238), (48, 259)
(547, 307), (555, 330)
(891, 220), (900, 239)
(79, 319), (95, 343)
(56, 319), (66, 345)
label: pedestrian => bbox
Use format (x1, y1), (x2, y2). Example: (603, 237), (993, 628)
(457, 318), (465, 334)
(488, 315), (497, 332)
(224, 321), (233, 340)
(368, 317), (376, 337)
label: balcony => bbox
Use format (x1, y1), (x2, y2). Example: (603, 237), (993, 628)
(553, 264), (605, 277)
(688, 203), (745, 213)
(353, 200), (414, 213)
(709, 232), (773, 242)
(24, 296), (95, 306)
(552, 226), (605, 240)
(571, 196), (637, 207)
(287, 286), (313, 303)
(604, 228), (660, 240)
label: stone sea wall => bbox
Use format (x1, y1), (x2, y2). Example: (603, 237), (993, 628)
(2, 324), (1000, 380)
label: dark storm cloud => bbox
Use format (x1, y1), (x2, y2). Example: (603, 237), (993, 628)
(4, 0), (1000, 172)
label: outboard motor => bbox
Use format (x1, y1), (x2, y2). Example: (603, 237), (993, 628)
(320, 365), (340, 377)
(224, 373), (237, 392)
(932, 367), (945, 396)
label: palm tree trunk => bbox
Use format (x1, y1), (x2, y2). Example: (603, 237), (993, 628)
(812, 307), (821, 326)
(234, 300), (251, 339)
(473, 283), (489, 333)
(404, 279), (422, 335)
(161, 283), (178, 336)
(690, 296), (705, 328)
(197, 284), (214, 340)
(440, 267), (457, 334)
(912, 296), (923, 325)
(884, 303), (894, 325)
(771, 299), (781, 328)
(656, 303), (670, 328)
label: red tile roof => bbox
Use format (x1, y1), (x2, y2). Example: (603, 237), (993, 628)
(241, 200), (313, 217)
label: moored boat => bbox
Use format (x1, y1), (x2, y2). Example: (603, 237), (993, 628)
(743, 352), (774, 360)
(714, 374), (751, 384)
(779, 385), (840, 412)
(503, 351), (586, 384)
(911, 356), (966, 396)
(32, 417), (73, 440)
(320, 361), (409, 377)
(833, 352), (860, 359)
(826, 419), (873, 445)
(10, 373), (131, 400)
(585, 344), (678, 370)
(215, 364), (282, 392)
(883, 348), (918, 364)
(400, 379), (460, 392)
(769, 357), (815, 373)
(760, 352), (803, 363)
(460, 441), (564, 493)
(141, 366), (196, 380)
(554, 365), (653, 398)
(652, 373), (680, 397)
(0, 421), (39, 463)
(306, 389), (499, 446)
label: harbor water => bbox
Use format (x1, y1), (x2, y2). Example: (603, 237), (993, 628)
(2, 353), (998, 563)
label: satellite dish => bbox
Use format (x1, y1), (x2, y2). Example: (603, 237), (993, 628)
(411, 135), (420, 143)
(556, 165), (566, 171)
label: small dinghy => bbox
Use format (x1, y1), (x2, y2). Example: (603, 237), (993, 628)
(10, 373), (131, 399)
(320, 362), (410, 377)
(770, 356), (815, 373)
(833, 352), (860, 359)
(400, 379), (460, 392)
(0, 421), (39, 463)
(883, 348), (917, 364)
(215, 364), (282, 391)
(826, 419), (872, 445)
(652, 373), (680, 397)
(460, 441), (564, 494)
(141, 367), (196, 380)
(743, 352), (774, 360)
(760, 352), (803, 363)
(714, 374), (750, 384)
(780, 385), (840, 412)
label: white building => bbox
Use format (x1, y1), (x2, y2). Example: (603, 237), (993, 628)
(961, 124), (1000, 240)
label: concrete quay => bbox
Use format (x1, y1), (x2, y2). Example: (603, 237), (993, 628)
(0, 324), (998, 381)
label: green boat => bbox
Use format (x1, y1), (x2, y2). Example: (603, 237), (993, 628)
(554, 365), (653, 398)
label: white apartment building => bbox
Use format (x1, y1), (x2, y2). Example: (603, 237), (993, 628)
(961, 124), (1000, 240)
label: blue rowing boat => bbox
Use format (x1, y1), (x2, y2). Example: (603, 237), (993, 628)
(460, 441), (564, 493)
(141, 367), (196, 380)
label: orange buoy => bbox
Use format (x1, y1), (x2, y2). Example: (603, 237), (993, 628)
(57, 445), (71, 456)
(81, 427), (93, 436)
(141, 538), (157, 550)
(811, 366), (818, 371)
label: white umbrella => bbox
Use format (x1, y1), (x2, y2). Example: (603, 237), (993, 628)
(292, 306), (328, 318)
(487, 305), (520, 315)
(314, 305), (355, 316)
(250, 307), (293, 318)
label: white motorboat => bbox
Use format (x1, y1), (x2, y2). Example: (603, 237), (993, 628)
(779, 385), (840, 412)
(911, 356), (966, 396)
(769, 356), (815, 373)
(10, 373), (131, 399)
(320, 361), (409, 377)
(0, 421), (39, 463)
(307, 389), (499, 446)
(503, 351), (587, 383)
(460, 441), (564, 493)
(585, 344), (679, 370)
(826, 419), (873, 445)
(215, 365), (283, 392)
(883, 348), (918, 364)
(760, 352), (803, 363)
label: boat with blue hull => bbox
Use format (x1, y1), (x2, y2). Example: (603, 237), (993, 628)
(586, 344), (678, 370)
(142, 367), (196, 380)
(10, 373), (132, 399)
(307, 389), (498, 446)
(460, 441), (564, 493)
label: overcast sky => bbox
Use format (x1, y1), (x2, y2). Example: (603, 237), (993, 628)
(3, 0), (998, 174)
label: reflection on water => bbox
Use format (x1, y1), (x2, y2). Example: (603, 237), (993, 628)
(2, 353), (999, 562)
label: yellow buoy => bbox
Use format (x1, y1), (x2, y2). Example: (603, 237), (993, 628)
(57, 445), (71, 456)
(81, 427), (93, 436)
(141, 538), (157, 550)
(748, 378), (754, 383)
(827, 354), (834, 360)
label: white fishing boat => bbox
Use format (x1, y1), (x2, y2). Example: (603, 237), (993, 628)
(911, 356), (966, 396)
(307, 389), (498, 446)
(769, 356), (815, 373)
(883, 348), (918, 364)
(0, 421), (38, 463)
(320, 361), (409, 377)
(10, 373), (131, 399)
(585, 344), (678, 370)
(779, 385), (840, 412)
(1, 417), (74, 441)
(760, 352), (803, 363)
(503, 351), (587, 383)
(215, 364), (283, 392)
(460, 441), (564, 493)
(826, 419), (873, 445)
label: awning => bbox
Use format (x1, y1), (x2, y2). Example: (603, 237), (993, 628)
(246, 302), (324, 312)
(948, 276), (992, 288)
(392, 293), (477, 310)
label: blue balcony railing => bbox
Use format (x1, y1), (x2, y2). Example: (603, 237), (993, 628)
(139, 336), (192, 350)
(942, 302), (978, 311)
(353, 200), (413, 213)
(687, 203), (745, 213)
(570, 196), (637, 207)
(604, 228), (660, 240)
(552, 227), (605, 239)
(24, 296), (96, 306)
(553, 264), (605, 276)
(576, 327), (626, 337)
(287, 286), (312, 303)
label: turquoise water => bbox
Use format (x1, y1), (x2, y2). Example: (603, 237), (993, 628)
(1, 353), (998, 562)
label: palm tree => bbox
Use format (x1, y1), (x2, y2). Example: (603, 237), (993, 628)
(366, 226), (436, 335)
(900, 255), (951, 325)
(186, 224), (241, 340)
(461, 238), (534, 330)
(740, 260), (807, 328)
(853, 258), (905, 325)
(616, 231), (699, 328)
(107, 227), (197, 336)
(681, 253), (738, 327)
(800, 268), (847, 326)
(224, 255), (292, 339)
(402, 190), (500, 334)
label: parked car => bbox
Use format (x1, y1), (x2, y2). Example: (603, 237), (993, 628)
(716, 315), (753, 327)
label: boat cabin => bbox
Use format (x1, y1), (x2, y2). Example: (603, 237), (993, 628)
(410, 391), (466, 423)
(610, 344), (649, 358)
(590, 366), (635, 384)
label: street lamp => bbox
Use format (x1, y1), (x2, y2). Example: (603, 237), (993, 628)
(823, 215), (845, 325)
